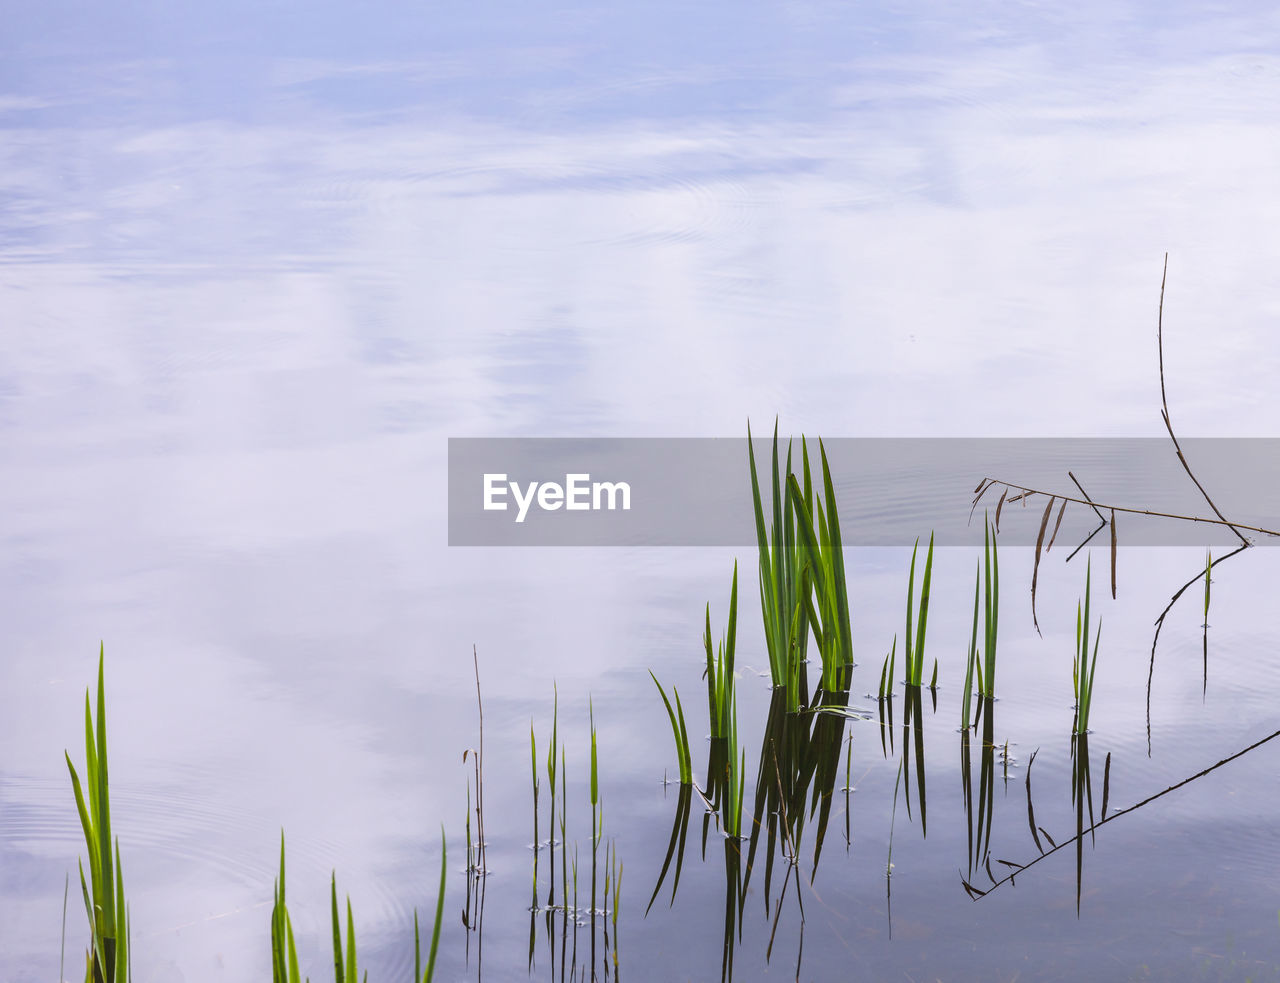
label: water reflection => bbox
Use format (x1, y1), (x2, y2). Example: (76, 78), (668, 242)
(977, 726), (1280, 913)
(9, 5), (1280, 979)
(743, 680), (856, 908)
(960, 698), (997, 889)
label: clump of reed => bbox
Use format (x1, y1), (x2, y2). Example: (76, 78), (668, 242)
(650, 562), (744, 837)
(788, 439), (854, 698)
(271, 831), (446, 983)
(748, 421), (813, 709)
(1073, 558), (1102, 735)
(529, 692), (623, 979)
(65, 644), (130, 983)
(749, 424), (854, 710)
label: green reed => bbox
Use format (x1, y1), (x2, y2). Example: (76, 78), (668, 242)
(330, 874), (364, 983)
(961, 562), (979, 731)
(788, 438), (853, 696)
(977, 516), (1000, 701)
(65, 645), (130, 983)
(271, 829), (446, 983)
(703, 563), (739, 742)
(878, 638), (897, 759)
(590, 701), (602, 940)
(546, 685), (559, 909)
(609, 841), (622, 931)
(649, 672), (692, 785)
(1074, 557), (1102, 734)
(878, 636), (896, 703)
(413, 828), (447, 983)
(530, 721), (540, 855)
(903, 533), (935, 687)
(748, 420), (813, 705)
(559, 748), (568, 913)
(271, 835), (302, 983)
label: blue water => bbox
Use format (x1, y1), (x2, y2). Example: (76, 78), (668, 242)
(4, 3), (1280, 979)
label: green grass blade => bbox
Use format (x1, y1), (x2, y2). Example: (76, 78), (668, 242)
(590, 700), (599, 808)
(819, 440), (852, 676)
(423, 827), (446, 982)
(649, 672), (691, 784)
(346, 898), (357, 983)
(905, 538), (918, 683)
(916, 533), (934, 681)
(113, 843), (127, 982)
(962, 562), (979, 729)
(331, 874), (345, 983)
(94, 648), (115, 940)
(703, 604), (718, 738)
(725, 561), (738, 687)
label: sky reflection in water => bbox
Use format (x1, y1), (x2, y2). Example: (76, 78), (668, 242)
(3, 3), (1280, 980)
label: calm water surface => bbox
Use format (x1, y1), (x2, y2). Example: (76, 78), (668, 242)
(4, 3), (1280, 980)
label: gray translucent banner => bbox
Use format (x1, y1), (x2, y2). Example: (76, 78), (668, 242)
(447, 438), (1280, 547)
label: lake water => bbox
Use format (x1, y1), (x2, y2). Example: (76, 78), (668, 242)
(4, 3), (1280, 980)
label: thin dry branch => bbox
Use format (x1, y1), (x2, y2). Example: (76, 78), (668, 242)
(1156, 253), (1249, 547)
(971, 479), (1279, 539)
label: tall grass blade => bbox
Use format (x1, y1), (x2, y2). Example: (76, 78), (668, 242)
(979, 516), (1001, 700)
(330, 873), (362, 983)
(650, 672), (692, 784)
(66, 645), (128, 983)
(878, 636), (896, 703)
(903, 533), (934, 687)
(748, 421), (813, 703)
(961, 562), (979, 732)
(271, 834), (303, 983)
(530, 721), (539, 850)
(1074, 557), (1102, 734)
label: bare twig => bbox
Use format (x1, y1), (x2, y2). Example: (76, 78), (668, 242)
(1064, 519), (1107, 564)
(1110, 509), (1117, 600)
(1069, 472), (1105, 524)
(1156, 253), (1249, 547)
(972, 479), (1279, 539)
